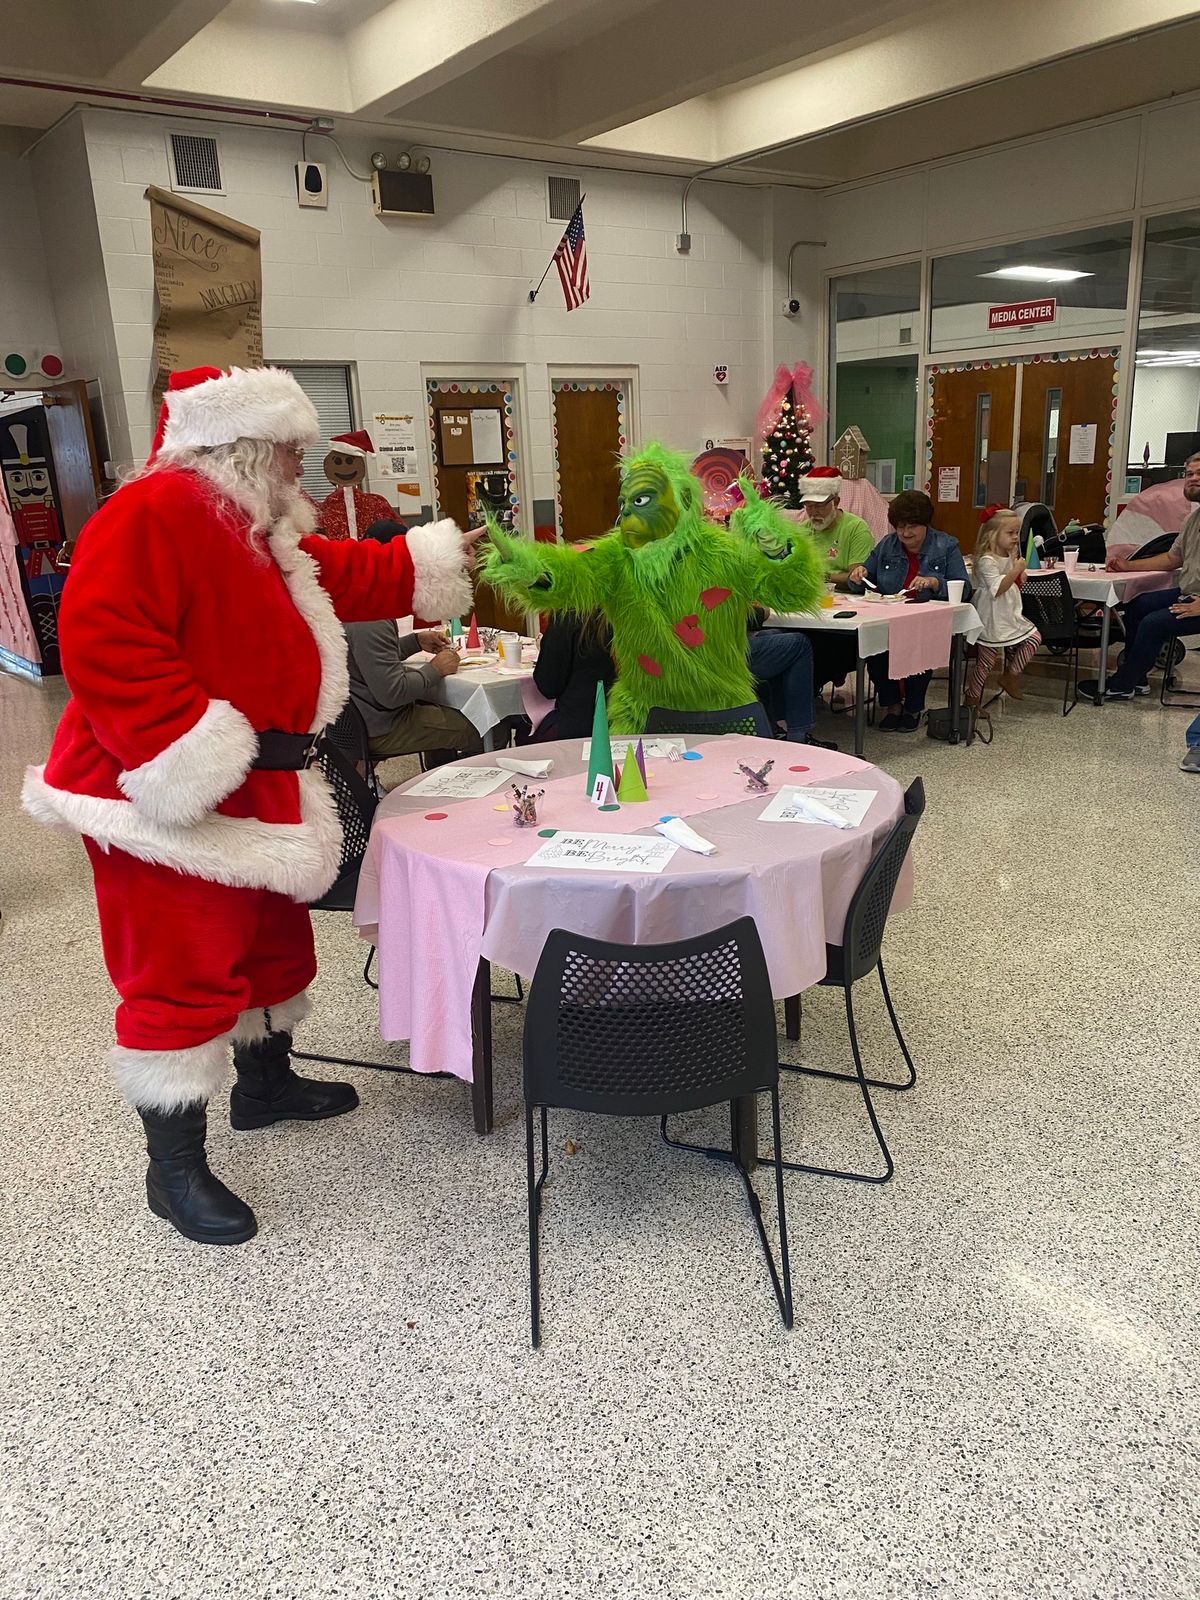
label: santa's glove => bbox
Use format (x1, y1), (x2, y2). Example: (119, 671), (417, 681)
(729, 476), (791, 557)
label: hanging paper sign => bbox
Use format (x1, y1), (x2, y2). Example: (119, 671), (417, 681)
(937, 466), (961, 503)
(1068, 423), (1098, 465)
(373, 410), (422, 504)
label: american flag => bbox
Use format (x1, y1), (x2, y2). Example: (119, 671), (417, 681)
(553, 203), (590, 311)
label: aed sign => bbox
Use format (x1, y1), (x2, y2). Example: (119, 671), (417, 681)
(988, 297), (1057, 331)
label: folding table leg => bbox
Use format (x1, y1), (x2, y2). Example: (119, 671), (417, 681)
(854, 658), (867, 756)
(1096, 605), (1112, 701)
(948, 633), (964, 745)
(471, 957), (494, 1134)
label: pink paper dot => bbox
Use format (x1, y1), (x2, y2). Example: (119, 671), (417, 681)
(789, 765), (810, 773)
(696, 792), (718, 800)
(486, 838), (509, 846)
(424, 812), (448, 821)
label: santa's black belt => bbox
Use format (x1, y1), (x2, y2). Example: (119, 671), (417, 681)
(251, 731), (318, 770)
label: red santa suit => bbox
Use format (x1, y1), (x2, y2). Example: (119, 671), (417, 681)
(21, 365), (472, 1114)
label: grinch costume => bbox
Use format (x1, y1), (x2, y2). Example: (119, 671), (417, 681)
(482, 442), (824, 732)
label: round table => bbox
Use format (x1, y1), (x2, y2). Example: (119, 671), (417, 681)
(354, 735), (912, 1134)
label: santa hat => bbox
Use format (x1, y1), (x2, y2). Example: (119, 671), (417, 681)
(149, 365), (319, 460)
(796, 467), (843, 501)
(327, 430), (374, 458)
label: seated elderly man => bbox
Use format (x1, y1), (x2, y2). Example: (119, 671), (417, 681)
(344, 524), (482, 765)
(799, 466), (874, 586)
(1079, 451), (1200, 705)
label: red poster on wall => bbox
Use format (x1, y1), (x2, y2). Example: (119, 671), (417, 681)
(988, 297), (1057, 331)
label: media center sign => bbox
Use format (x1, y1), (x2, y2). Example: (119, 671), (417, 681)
(988, 296), (1057, 332)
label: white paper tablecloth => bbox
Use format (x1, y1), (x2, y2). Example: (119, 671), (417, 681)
(765, 600), (982, 662)
(415, 654), (535, 741)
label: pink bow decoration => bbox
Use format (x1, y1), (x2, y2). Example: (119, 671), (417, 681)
(755, 362), (825, 445)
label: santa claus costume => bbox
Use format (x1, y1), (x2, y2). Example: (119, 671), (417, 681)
(22, 365), (473, 1246)
(318, 430), (399, 542)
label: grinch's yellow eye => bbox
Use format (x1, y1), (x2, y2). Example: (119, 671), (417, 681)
(630, 492), (653, 509)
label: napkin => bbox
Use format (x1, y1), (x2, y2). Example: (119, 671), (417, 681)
(790, 792), (853, 828)
(496, 755), (555, 778)
(654, 817), (717, 854)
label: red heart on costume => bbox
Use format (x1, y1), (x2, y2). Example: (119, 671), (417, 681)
(674, 616), (705, 648)
(638, 654), (662, 677)
(699, 586), (732, 611)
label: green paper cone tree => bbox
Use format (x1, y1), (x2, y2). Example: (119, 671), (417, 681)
(617, 750), (648, 802)
(585, 682), (614, 795)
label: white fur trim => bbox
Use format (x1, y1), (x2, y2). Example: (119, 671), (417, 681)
(23, 766), (343, 903)
(232, 989), (312, 1044)
(162, 367), (319, 453)
(406, 518), (473, 622)
(117, 699), (258, 829)
(267, 509), (350, 733)
(111, 1035), (231, 1113)
(797, 474), (843, 500)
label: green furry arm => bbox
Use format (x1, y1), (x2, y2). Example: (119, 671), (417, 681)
(728, 483), (825, 615)
(728, 476), (795, 555)
(480, 514), (611, 616)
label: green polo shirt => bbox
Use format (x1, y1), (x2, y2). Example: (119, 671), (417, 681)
(810, 509), (873, 575)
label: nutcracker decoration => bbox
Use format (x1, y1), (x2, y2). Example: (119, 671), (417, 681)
(318, 430), (401, 541)
(2, 422), (64, 579)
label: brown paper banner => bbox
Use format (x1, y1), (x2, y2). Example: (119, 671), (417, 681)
(145, 185), (263, 414)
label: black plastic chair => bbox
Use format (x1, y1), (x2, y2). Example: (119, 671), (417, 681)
(326, 699), (380, 796)
(771, 777), (925, 1186)
(1020, 570), (1091, 715)
(644, 702), (774, 738)
(523, 918), (792, 1348)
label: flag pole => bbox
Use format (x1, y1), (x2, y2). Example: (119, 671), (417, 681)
(528, 196), (586, 303)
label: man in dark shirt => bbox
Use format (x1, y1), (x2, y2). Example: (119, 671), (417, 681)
(343, 619), (482, 762)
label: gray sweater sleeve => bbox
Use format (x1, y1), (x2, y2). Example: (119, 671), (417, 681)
(346, 620), (441, 712)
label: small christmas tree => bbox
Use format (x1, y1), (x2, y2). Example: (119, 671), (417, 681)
(760, 388), (815, 508)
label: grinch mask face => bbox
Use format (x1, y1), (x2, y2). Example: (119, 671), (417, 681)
(618, 464), (681, 549)
(323, 450), (367, 488)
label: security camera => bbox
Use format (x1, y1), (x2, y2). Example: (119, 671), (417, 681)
(782, 298), (802, 316)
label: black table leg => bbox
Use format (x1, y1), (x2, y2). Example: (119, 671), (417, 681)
(784, 994), (801, 1042)
(470, 957), (494, 1134)
(854, 657), (866, 756)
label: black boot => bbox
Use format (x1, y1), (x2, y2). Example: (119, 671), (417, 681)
(142, 1102), (258, 1246)
(230, 1029), (359, 1130)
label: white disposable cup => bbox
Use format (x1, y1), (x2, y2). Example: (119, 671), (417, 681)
(946, 579), (965, 605)
(497, 631), (520, 665)
(1064, 549), (1079, 570)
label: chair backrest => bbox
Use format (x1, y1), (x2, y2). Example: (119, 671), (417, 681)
(310, 734), (378, 909)
(644, 701), (774, 739)
(523, 917), (778, 1117)
(838, 777), (925, 984)
(1132, 531), (1177, 560)
(326, 699), (373, 771)
(1019, 569), (1076, 645)
(1014, 502), (1058, 547)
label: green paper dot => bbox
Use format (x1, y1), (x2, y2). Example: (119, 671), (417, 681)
(599, 803), (621, 811)
(4, 353), (27, 376)
(537, 828), (557, 838)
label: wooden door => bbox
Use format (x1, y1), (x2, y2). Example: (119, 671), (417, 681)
(41, 379), (100, 545)
(929, 364), (1017, 551)
(1015, 356), (1115, 525)
(427, 388), (522, 630)
(553, 385), (622, 543)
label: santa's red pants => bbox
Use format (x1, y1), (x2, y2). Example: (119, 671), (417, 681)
(85, 840), (316, 1054)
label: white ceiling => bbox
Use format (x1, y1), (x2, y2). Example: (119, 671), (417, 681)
(3, 0), (1200, 187)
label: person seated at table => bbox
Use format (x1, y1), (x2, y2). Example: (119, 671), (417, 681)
(848, 489), (971, 732)
(343, 523), (482, 764)
(748, 607), (836, 748)
(530, 610), (616, 740)
(966, 506), (1041, 705)
(798, 466), (874, 588)
(1079, 451), (1200, 703)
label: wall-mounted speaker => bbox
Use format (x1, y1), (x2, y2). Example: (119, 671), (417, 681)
(371, 170), (435, 218)
(296, 161), (328, 209)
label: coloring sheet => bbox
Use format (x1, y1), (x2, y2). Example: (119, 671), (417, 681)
(525, 831), (679, 873)
(758, 785), (875, 827)
(405, 766), (511, 799)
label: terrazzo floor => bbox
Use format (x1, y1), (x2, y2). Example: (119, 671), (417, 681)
(2, 667), (1198, 1600)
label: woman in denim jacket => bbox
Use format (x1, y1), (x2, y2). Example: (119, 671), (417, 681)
(848, 489), (971, 731)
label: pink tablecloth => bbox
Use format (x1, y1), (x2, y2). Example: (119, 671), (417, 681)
(354, 736), (910, 1079)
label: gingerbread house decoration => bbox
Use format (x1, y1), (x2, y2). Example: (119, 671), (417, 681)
(832, 426), (869, 481)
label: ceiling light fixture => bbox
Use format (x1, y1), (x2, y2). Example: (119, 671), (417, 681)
(981, 266), (1093, 283)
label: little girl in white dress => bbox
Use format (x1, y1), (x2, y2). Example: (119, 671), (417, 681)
(967, 507), (1042, 704)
